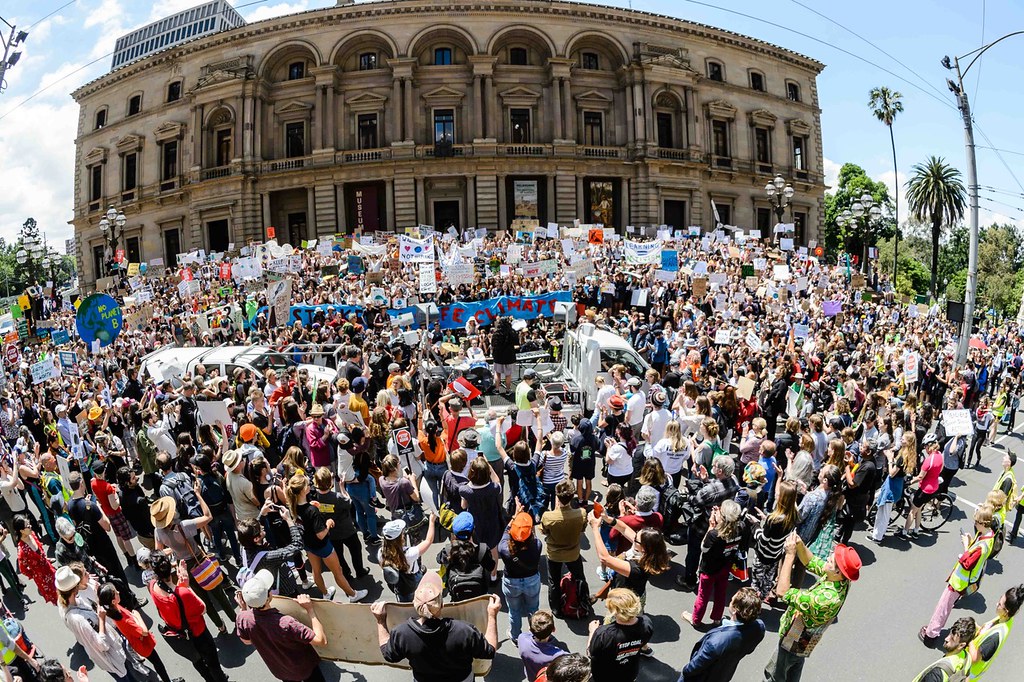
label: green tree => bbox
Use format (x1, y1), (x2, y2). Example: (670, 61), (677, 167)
(823, 163), (895, 260)
(868, 86), (904, 279)
(976, 224), (1024, 316)
(905, 156), (967, 299)
(937, 224), (969, 290)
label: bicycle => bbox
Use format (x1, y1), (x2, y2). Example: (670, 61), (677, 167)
(868, 484), (955, 532)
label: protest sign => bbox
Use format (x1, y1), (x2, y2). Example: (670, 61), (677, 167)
(399, 235), (436, 263)
(31, 358), (59, 385)
(822, 300), (843, 317)
(419, 263), (437, 294)
(941, 409), (973, 437)
(714, 329), (731, 345)
(75, 294), (122, 347)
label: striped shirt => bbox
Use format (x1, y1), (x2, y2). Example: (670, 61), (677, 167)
(536, 450), (569, 485)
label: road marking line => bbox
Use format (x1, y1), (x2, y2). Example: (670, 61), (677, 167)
(955, 496), (979, 510)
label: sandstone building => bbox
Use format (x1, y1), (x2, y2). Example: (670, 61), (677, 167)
(71, 0), (825, 285)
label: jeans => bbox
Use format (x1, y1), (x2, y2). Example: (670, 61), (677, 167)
(502, 573), (541, 639)
(348, 478), (379, 541)
(692, 568), (729, 623)
(925, 585), (961, 638)
(209, 509), (241, 563)
(422, 461), (448, 511)
(764, 644), (806, 682)
(546, 556), (589, 611)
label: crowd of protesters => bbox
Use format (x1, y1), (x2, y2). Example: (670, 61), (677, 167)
(0, 226), (1021, 682)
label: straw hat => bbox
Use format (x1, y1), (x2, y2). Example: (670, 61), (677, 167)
(150, 496), (177, 529)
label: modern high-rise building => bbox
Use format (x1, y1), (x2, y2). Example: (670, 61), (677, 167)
(111, 1), (245, 70)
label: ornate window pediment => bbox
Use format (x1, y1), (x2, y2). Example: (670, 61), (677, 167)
(706, 99), (736, 120)
(274, 100), (314, 115)
(347, 91), (388, 113)
(748, 109), (777, 127)
(787, 118), (812, 136)
(84, 146), (108, 165)
(153, 121), (185, 142)
(421, 85), (465, 107)
(115, 134), (143, 153)
(499, 86), (541, 107)
(574, 89), (613, 110)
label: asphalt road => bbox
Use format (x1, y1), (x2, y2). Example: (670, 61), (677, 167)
(10, 428), (1024, 682)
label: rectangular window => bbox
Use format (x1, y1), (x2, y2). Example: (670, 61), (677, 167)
(285, 122), (305, 158)
(716, 203), (731, 227)
(359, 52), (377, 70)
(358, 114), (378, 149)
(712, 120), (729, 158)
(126, 236), (141, 263)
(162, 140), (178, 181)
(755, 127), (771, 164)
(95, 109), (106, 129)
(128, 95), (142, 116)
(510, 108), (531, 144)
(288, 62), (305, 80)
(123, 153), (137, 191)
(757, 207), (772, 232)
(656, 112), (673, 148)
(707, 62), (723, 81)
(509, 47), (528, 66)
(167, 81), (181, 102)
(583, 111), (603, 146)
(93, 245), (105, 278)
(581, 52), (599, 70)
(793, 136), (806, 170)
(787, 82), (801, 102)
(434, 109), (455, 143)
(215, 128), (232, 166)
(433, 48), (452, 66)
(89, 165), (102, 202)
(750, 72), (765, 91)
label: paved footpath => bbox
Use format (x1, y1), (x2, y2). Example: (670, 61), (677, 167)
(12, 428), (1024, 682)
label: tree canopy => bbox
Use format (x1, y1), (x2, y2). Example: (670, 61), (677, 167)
(823, 162), (896, 259)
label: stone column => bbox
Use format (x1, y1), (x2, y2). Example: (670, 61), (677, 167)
(392, 78), (402, 143)
(325, 84), (336, 150)
(336, 91), (345, 150)
(496, 174), (506, 229)
(415, 177), (426, 225)
(253, 97), (263, 160)
(473, 75), (483, 139)
(261, 193), (271, 230)
(624, 80), (635, 146)
(404, 77), (414, 143)
(642, 79), (654, 147)
(632, 80), (645, 143)
(313, 86), (325, 151)
(551, 78), (562, 140)
(483, 76), (494, 139)
(192, 105), (203, 168)
(684, 86), (697, 149)
(241, 89), (252, 159)
(562, 79), (575, 140)
(385, 178), (396, 230)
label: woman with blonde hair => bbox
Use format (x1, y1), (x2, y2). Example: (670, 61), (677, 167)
(749, 481), (800, 601)
(683, 499), (743, 627)
(587, 588), (653, 681)
(284, 474), (368, 603)
(652, 419), (690, 488)
(870, 432), (917, 543)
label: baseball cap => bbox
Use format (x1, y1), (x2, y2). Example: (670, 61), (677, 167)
(413, 570), (444, 617)
(627, 377), (641, 387)
(239, 423), (259, 443)
(241, 569), (275, 608)
(382, 519), (406, 541)
(452, 511), (475, 540)
(523, 369), (538, 380)
(352, 377), (368, 394)
(509, 512), (534, 542)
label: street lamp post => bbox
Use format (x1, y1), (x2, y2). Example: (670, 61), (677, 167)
(943, 31), (1024, 365)
(98, 205), (127, 277)
(836, 192), (883, 273)
(764, 175), (795, 242)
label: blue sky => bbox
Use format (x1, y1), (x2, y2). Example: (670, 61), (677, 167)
(1, 0), (1021, 247)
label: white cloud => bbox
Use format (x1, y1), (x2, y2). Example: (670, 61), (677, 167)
(876, 169), (909, 226)
(84, 0), (124, 30)
(148, 0), (205, 21)
(0, 100), (79, 246)
(244, 2), (313, 23)
(823, 157), (840, 193)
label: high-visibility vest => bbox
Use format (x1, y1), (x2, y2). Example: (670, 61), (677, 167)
(967, 617), (1014, 680)
(912, 651), (968, 682)
(994, 469), (1017, 505)
(947, 532), (994, 594)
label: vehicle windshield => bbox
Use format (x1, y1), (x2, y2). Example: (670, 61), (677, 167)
(600, 348), (646, 377)
(249, 351), (294, 373)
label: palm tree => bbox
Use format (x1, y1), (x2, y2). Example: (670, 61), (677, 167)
(868, 87), (904, 281)
(906, 156), (967, 299)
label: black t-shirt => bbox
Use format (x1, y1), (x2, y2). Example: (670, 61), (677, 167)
(382, 617), (495, 682)
(589, 615), (655, 682)
(613, 559), (651, 598)
(296, 502), (329, 551)
(848, 460), (877, 506)
(120, 485), (155, 538)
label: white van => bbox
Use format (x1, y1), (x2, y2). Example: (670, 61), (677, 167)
(140, 345), (338, 388)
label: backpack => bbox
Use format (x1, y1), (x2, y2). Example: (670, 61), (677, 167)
(446, 562), (488, 602)
(276, 422), (308, 459)
(709, 440), (729, 462)
(558, 573), (592, 619)
(161, 472), (202, 520)
(236, 550), (269, 592)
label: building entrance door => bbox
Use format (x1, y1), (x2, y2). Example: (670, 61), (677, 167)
(433, 200), (460, 233)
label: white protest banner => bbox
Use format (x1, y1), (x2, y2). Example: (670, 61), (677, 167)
(630, 289), (648, 307)
(352, 240), (387, 258)
(693, 261), (709, 276)
(522, 262), (543, 278)
(654, 269), (676, 282)
(572, 260), (595, 278)
(197, 400), (232, 428)
(507, 244), (523, 265)
(560, 239), (576, 257)
(708, 272), (728, 287)
(399, 235), (436, 263)
(317, 240), (335, 257)
(30, 358), (59, 384)
(746, 330), (763, 352)
(941, 409), (973, 437)
(266, 278), (292, 328)
(714, 329), (731, 345)
(773, 264), (791, 281)
(794, 323), (810, 341)
(419, 262), (437, 294)
(623, 239), (663, 265)
(268, 255), (302, 274)
(904, 352), (920, 383)
(780, 238), (794, 251)
(448, 263), (475, 287)
(547, 222), (559, 238)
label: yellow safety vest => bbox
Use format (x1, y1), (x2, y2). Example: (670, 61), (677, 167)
(948, 532), (994, 594)
(968, 616), (1014, 680)
(993, 469), (1017, 502)
(912, 651), (968, 682)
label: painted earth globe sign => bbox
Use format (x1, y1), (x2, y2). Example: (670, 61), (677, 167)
(75, 294), (123, 347)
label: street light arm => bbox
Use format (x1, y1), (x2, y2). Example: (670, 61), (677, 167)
(959, 31), (1024, 76)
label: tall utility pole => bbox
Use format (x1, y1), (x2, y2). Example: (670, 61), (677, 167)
(0, 19), (28, 96)
(943, 31), (1024, 366)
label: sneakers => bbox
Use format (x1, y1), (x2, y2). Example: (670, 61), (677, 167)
(507, 631), (519, 646)
(326, 586), (337, 601)
(301, 575), (314, 589)
(895, 529), (909, 540)
(355, 568), (372, 579)
(365, 536), (382, 547)
(349, 588), (369, 603)
(640, 645), (654, 657)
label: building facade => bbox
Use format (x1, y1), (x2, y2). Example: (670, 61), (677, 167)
(72, 0), (826, 286)
(111, 1), (246, 71)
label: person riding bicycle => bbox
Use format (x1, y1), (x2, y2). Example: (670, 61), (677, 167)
(898, 434), (944, 539)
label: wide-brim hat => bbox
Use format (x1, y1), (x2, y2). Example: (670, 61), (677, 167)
(833, 543), (862, 582)
(150, 496), (177, 529)
(223, 449), (243, 470)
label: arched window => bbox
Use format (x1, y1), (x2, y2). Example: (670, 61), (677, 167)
(706, 60), (724, 82)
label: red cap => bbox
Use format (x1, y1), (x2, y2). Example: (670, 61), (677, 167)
(609, 395), (626, 409)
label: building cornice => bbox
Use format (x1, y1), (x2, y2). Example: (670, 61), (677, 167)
(72, 0), (823, 100)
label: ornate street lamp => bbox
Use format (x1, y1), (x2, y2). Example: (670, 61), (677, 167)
(764, 175), (795, 241)
(98, 205), (127, 276)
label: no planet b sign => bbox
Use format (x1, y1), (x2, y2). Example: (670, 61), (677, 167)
(76, 294), (123, 347)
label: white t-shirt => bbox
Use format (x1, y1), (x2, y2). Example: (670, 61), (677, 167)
(626, 391), (646, 427)
(652, 437), (690, 476)
(606, 443), (633, 477)
(595, 385), (616, 411)
(642, 408), (673, 445)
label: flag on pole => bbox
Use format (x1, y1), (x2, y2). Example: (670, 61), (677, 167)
(449, 377), (481, 402)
